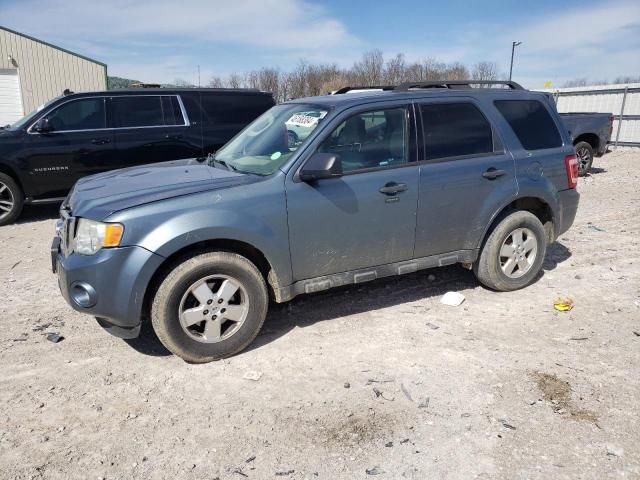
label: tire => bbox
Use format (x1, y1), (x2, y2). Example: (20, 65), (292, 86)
(575, 141), (593, 177)
(0, 173), (24, 226)
(151, 252), (268, 363)
(474, 211), (547, 292)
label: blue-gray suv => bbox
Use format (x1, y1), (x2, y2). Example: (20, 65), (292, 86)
(52, 81), (580, 363)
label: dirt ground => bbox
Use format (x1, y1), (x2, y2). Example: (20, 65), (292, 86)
(1, 151), (639, 480)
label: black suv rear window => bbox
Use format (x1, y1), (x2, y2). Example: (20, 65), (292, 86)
(112, 96), (186, 128)
(494, 100), (562, 150)
(420, 103), (494, 161)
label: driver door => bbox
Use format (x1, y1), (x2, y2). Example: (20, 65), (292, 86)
(285, 105), (419, 281)
(24, 97), (114, 198)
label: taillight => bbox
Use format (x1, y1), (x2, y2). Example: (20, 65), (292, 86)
(565, 154), (578, 189)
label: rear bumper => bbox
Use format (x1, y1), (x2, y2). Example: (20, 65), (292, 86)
(54, 242), (164, 338)
(556, 189), (580, 237)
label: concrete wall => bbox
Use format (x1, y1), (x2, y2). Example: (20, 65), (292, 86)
(0, 27), (107, 114)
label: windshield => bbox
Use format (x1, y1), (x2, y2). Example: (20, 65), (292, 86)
(5, 96), (61, 130)
(213, 103), (329, 175)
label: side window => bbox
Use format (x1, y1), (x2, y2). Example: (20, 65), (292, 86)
(420, 103), (494, 161)
(161, 96), (187, 126)
(318, 108), (407, 173)
(112, 96), (165, 128)
(200, 94), (269, 125)
(494, 100), (562, 150)
(45, 98), (106, 131)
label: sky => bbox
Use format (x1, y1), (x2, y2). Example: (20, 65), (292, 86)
(1, 0), (639, 89)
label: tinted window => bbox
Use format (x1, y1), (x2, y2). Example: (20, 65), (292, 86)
(46, 98), (105, 131)
(420, 103), (494, 160)
(200, 94), (272, 125)
(319, 108), (407, 173)
(161, 96), (186, 126)
(494, 100), (562, 150)
(111, 96), (185, 128)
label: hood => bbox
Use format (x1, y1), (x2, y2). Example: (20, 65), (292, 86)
(66, 158), (260, 219)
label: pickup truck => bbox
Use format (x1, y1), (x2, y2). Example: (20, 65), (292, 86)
(560, 112), (613, 176)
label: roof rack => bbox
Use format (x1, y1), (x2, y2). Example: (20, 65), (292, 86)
(394, 80), (524, 91)
(332, 86), (395, 95)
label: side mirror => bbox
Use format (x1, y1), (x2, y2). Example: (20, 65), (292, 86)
(33, 117), (53, 133)
(300, 153), (342, 182)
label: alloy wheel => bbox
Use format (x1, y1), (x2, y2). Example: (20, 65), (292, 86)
(0, 181), (15, 220)
(178, 274), (249, 343)
(499, 227), (538, 278)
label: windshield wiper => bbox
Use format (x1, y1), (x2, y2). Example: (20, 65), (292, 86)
(210, 156), (238, 172)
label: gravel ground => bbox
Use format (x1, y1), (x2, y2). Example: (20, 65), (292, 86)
(0, 151), (639, 480)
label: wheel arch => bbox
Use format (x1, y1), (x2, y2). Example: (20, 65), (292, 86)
(574, 133), (599, 151)
(141, 238), (279, 324)
(0, 163), (25, 196)
(479, 196), (555, 251)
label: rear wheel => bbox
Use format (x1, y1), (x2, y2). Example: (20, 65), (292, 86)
(474, 211), (547, 291)
(151, 252), (268, 363)
(0, 173), (24, 226)
(575, 141), (593, 176)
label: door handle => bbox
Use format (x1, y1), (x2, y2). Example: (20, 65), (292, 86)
(165, 134), (183, 140)
(482, 168), (506, 179)
(379, 182), (408, 195)
(91, 138), (111, 145)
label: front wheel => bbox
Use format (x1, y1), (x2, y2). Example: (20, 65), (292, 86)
(575, 141), (593, 176)
(151, 252), (268, 363)
(0, 173), (24, 226)
(474, 211), (547, 291)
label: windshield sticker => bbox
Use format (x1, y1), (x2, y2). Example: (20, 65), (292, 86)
(270, 151), (282, 160)
(286, 113), (323, 127)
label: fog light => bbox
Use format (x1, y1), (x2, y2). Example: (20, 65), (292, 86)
(70, 282), (97, 308)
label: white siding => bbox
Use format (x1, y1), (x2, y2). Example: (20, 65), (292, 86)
(0, 27), (106, 115)
(0, 68), (23, 124)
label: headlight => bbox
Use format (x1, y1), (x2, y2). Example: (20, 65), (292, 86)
(74, 218), (124, 255)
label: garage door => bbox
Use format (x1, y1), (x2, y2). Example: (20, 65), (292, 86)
(0, 69), (24, 126)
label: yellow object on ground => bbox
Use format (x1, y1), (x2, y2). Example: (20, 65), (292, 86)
(554, 297), (574, 312)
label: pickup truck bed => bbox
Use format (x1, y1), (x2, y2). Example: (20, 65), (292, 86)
(560, 112), (613, 175)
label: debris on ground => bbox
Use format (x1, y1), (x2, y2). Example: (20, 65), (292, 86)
(366, 466), (384, 475)
(242, 371), (263, 381)
(553, 297), (574, 312)
(385, 441), (393, 447)
(275, 469), (295, 476)
(633, 331), (640, 337)
(366, 378), (394, 385)
(440, 291), (465, 307)
(500, 420), (516, 430)
(46, 333), (64, 343)
(418, 397), (430, 409)
(400, 383), (414, 402)
(426, 322), (440, 330)
(606, 444), (624, 457)
(343, 382), (351, 389)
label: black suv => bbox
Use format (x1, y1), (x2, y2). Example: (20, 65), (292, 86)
(0, 88), (274, 224)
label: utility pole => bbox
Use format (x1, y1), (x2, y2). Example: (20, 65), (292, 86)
(509, 42), (522, 81)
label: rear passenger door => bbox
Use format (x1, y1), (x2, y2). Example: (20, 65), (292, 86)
(111, 95), (201, 169)
(414, 99), (517, 258)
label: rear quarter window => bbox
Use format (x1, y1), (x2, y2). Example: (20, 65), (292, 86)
(494, 100), (562, 150)
(200, 94), (273, 125)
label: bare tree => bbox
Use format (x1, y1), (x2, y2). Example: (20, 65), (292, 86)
(352, 50), (384, 85)
(472, 61), (499, 81)
(208, 76), (224, 88)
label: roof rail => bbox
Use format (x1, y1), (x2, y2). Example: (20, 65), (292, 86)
(331, 86), (395, 94)
(394, 80), (525, 91)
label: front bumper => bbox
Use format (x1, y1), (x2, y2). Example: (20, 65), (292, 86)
(53, 239), (164, 338)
